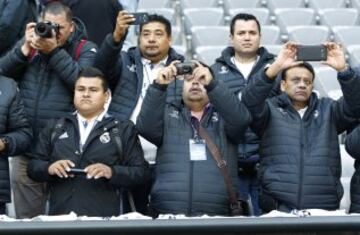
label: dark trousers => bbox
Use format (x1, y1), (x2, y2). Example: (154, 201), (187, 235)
(0, 203), (6, 214)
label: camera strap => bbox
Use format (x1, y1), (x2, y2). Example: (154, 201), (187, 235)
(197, 124), (240, 211)
(27, 39), (87, 61)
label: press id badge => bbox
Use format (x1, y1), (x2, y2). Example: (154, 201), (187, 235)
(189, 138), (207, 161)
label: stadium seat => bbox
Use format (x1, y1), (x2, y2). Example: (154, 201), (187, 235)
(319, 8), (359, 27)
(262, 44), (282, 55)
(274, 8), (316, 34)
(347, 45), (360, 67)
(314, 66), (342, 100)
(138, 0), (173, 9)
(307, 0), (348, 12)
(138, 8), (177, 26)
(190, 26), (229, 54)
(195, 46), (224, 65)
(333, 26), (360, 48)
(261, 25), (281, 44)
(223, 0), (264, 15)
(183, 8), (225, 35)
(267, 0), (306, 13)
(287, 26), (330, 45)
(180, 0), (220, 9)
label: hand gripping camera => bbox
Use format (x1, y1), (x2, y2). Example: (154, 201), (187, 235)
(35, 21), (61, 38)
(175, 61), (197, 75)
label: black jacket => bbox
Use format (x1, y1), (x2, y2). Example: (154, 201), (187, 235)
(137, 80), (251, 216)
(0, 18), (97, 140)
(95, 34), (184, 120)
(344, 124), (360, 213)
(242, 67), (360, 210)
(61, 0), (123, 46)
(27, 114), (148, 217)
(0, 76), (32, 203)
(0, 0), (37, 56)
(211, 46), (277, 169)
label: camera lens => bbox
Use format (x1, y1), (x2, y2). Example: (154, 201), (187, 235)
(35, 22), (53, 38)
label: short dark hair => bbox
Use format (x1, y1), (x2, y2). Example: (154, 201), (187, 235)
(140, 14), (172, 37)
(41, 1), (72, 22)
(230, 13), (261, 35)
(77, 67), (109, 92)
(281, 62), (315, 81)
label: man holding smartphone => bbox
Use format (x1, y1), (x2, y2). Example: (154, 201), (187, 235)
(27, 67), (148, 217)
(94, 11), (184, 214)
(241, 42), (360, 213)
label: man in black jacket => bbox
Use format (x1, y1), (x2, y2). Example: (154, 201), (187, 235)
(28, 67), (148, 217)
(136, 61), (251, 216)
(0, 76), (32, 215)
(0, 1), (97, 218)
(211, 13), (278, 215)
(95, 12), (184, 213)
(242, 42), (360, 212)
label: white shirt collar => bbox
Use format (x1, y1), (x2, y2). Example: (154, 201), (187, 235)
(141, 56), (168, 68)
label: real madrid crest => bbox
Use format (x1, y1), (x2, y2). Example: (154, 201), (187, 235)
(100, 132), (111, 143)
(219, 66), (229, 74)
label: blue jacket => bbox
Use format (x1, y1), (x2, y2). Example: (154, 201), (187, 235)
(95, 34), (184, 120)
(242, 67), (360, 210)
(0, 76), (32, 203)
(211, 46), (277, 169)
(137, 80), (251, 216)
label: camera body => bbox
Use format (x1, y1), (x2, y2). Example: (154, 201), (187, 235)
(296, 45), (327, 61)
(35, 22), (60, 38)
(129, 12), (149, 25)
(175, 61), (197, 75)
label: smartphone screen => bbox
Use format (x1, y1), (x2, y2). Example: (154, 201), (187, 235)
(296, 45), (327, 61)
(129, 12), (149, 25)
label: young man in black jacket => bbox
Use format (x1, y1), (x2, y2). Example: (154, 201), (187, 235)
(28, 67), (148, 217)
(211, 13), (278, 215)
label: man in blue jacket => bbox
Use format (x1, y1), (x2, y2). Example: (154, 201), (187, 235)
(136, 61), (251, 216)
(27, 67), (148, 217)
(0, 76), (32, 215)
(211, 13), (278, 215)
(0, 2), (97, 218)
(95, 12), (184, 213)
(242, 42), (360, 212)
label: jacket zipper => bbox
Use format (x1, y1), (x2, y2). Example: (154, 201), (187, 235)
(297, 117), (304, 209)
(33, 64), (46, 136)
(188, 161), (194, 215)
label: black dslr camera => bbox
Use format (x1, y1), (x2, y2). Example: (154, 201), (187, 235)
(175, 61), (197, 75)
(35, 22), (60, 38)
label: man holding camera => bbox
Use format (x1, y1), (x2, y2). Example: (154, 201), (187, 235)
(241, 42), (360, 213)
(136, 61), (251, 216)
(27, 67), (148, 217)
(0, 2), (97, 218)
(95, 12), (184, 213)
